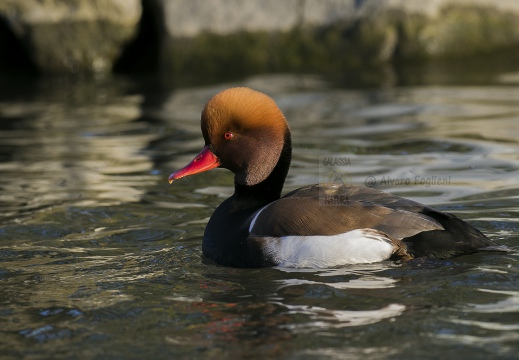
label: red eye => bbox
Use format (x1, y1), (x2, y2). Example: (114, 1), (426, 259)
(224, 132), (234, 140)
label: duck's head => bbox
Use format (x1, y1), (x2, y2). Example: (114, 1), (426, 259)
(168, 87), (290, 186)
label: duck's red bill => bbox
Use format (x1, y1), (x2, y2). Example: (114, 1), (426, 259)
(168, 146), (220, 183)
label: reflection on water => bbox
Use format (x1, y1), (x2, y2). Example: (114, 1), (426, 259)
(273, 264), (406, 330)
(0, 73), (518, 359)
(467, 288), (519, 313)
(278, 303), (406, 330)
(274, 265), (405, 330)
(438, 288), (519, 357)
(277, 276), (398, 290)
(0, 81), (157, 222)
(277, 263), (400, 289)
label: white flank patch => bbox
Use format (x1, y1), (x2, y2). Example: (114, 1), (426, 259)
(264, 229), (395, 268)
(248, 204), (269, 233)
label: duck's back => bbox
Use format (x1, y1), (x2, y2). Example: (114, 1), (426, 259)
(248, 184), (502, 259)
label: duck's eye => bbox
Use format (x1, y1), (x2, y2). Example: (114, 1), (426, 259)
(224, 132), (234, 140)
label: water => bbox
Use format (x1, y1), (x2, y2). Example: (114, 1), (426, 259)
(1, 71), (519, 359)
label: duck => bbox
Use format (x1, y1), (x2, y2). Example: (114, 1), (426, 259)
(168, 87), (508, 268)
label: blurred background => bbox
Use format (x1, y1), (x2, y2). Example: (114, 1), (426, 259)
(2, 0), (519, 84)
(1, 1), (519, 359)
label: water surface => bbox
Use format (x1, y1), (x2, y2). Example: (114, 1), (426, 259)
(1, 73), (518, 359)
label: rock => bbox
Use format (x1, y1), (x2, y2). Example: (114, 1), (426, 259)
(0, 0), (141, 74)
(156, 0), (357, 37)
(357, 0), (519, 59)
(148, 0), (519, 75)
(2, 0), (519, 76)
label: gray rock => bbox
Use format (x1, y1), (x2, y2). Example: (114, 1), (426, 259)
(149, 0), (519, 74)
(0, 0), (141, 74)
(2, 0), (519, 75)
(156, 0), (357, 37)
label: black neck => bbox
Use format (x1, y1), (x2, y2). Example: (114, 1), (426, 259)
(233, 131), (292, 208)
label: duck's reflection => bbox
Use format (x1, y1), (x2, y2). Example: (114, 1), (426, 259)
(280, 302), (405, 330)
(272, 264), (405, 330)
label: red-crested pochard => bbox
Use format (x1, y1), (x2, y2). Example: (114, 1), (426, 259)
(169, 87), (508, 268)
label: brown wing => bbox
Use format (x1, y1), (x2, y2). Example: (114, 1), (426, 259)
(249, 184), (444, 239)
